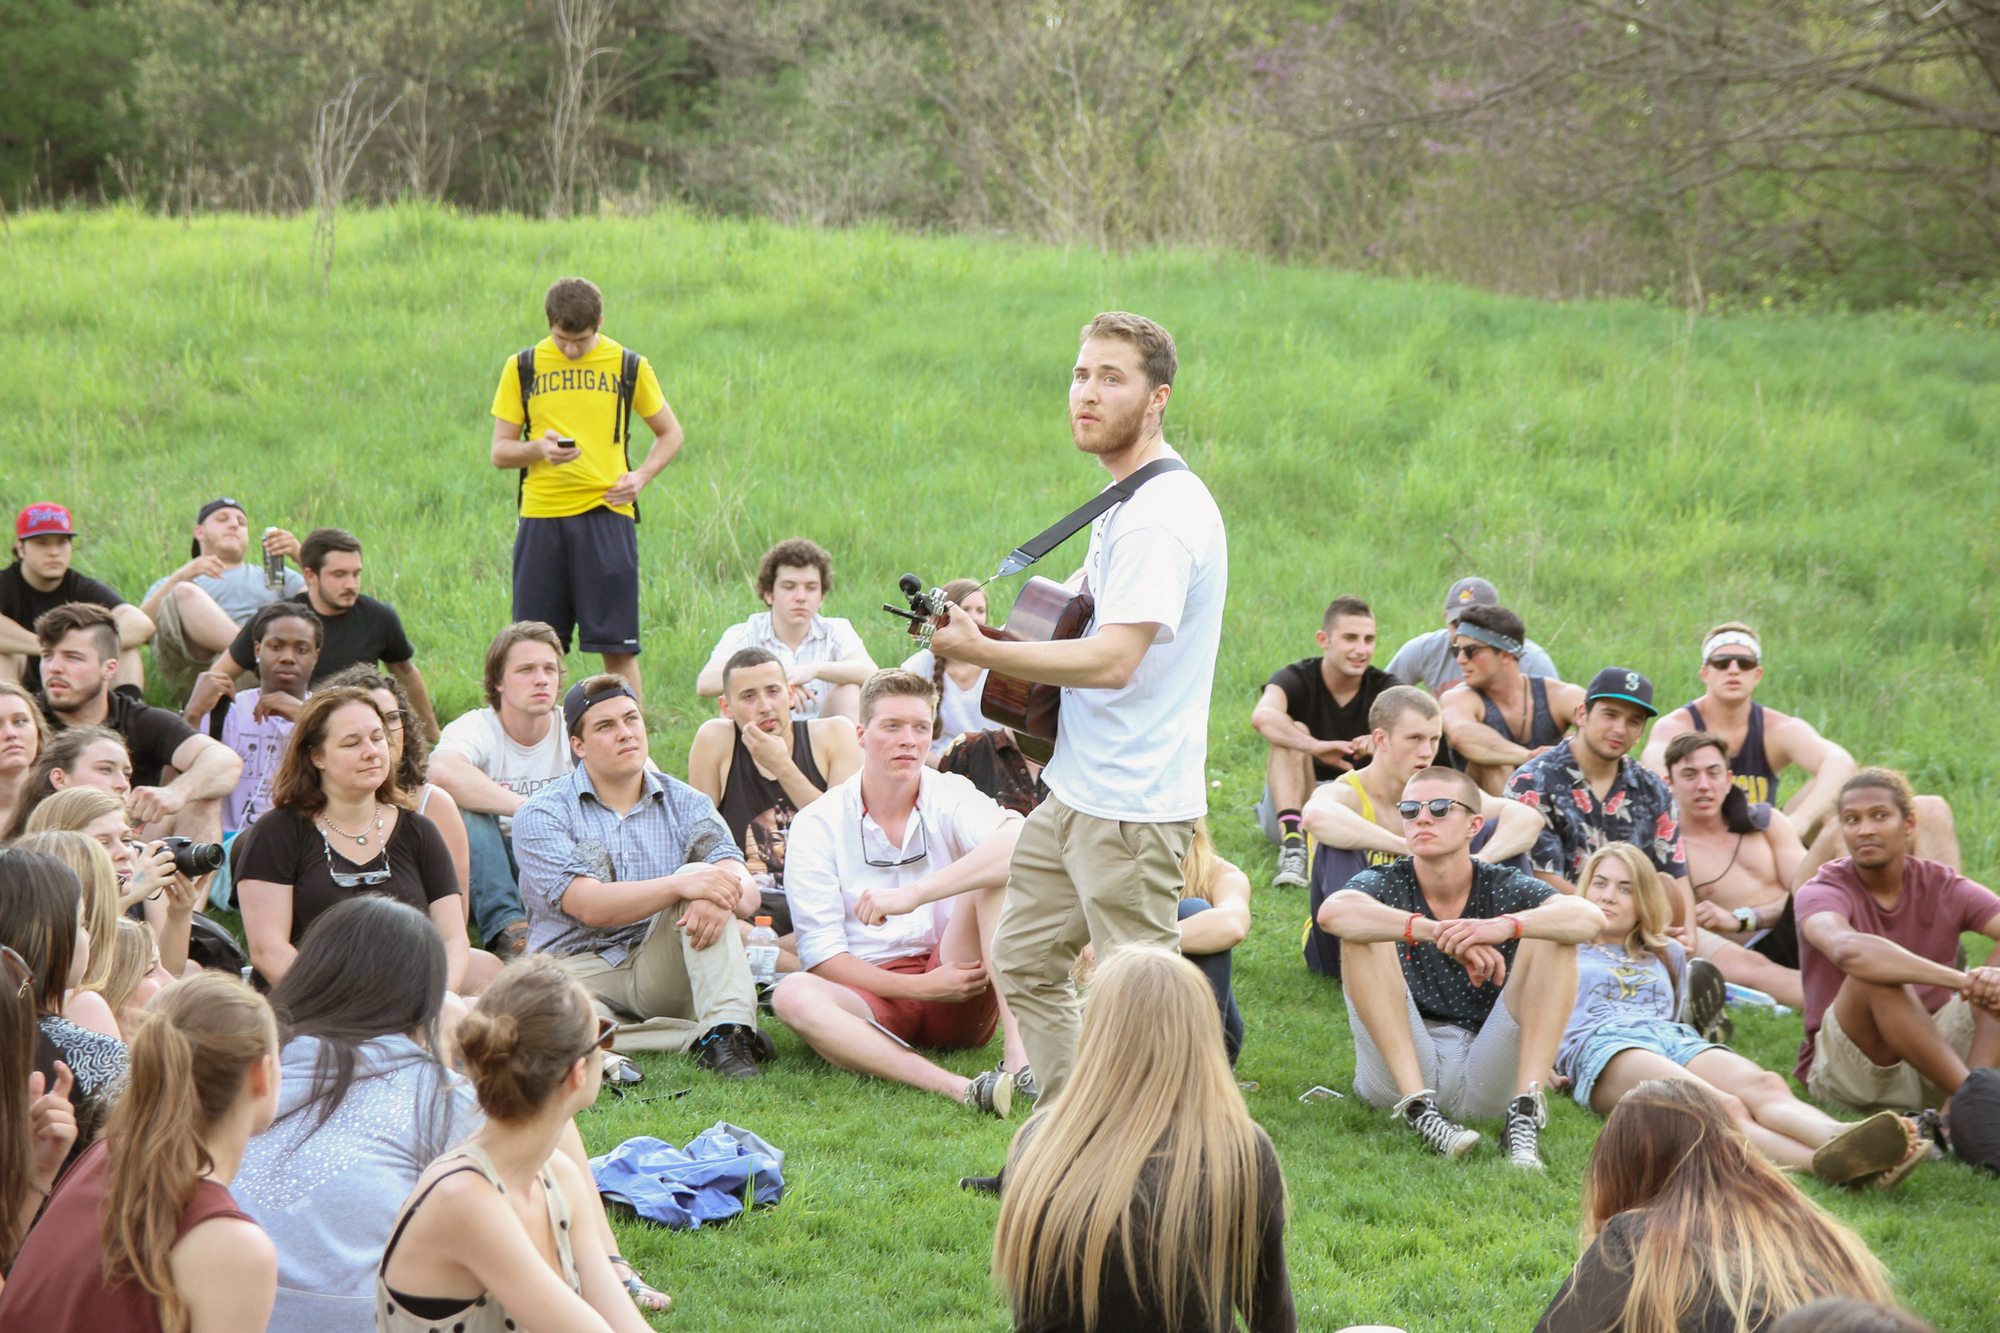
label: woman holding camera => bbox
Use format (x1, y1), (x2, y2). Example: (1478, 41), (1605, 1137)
(24, 786), (203, 979)
(236, 688), (468, 990)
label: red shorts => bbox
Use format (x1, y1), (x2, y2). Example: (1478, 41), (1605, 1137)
(857, 942), (999, 1050)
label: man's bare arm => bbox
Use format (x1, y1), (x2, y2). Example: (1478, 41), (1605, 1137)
(1472, 792), (1545, 864)
(164, 734), (241, 801)
(684, 721), (732, 805)
(1801, 909), (1969, 990)
(799, 651), (878, 688)
(0, 614), (35, 656)
(1638, 706), (1696, 775)
(112, 603), (154, 647)
(1771, 718), (1856, 832)
(1301, 783), (1405, 856)
(428, 751), (525, 818)
(931, 611), (1156, 691)
(854, 817), (1025, 923)
(1250, 684), (1321, 753)
(1440, 690), (1535, 765)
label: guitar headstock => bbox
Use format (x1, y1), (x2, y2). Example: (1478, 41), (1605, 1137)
(882, 572), (949, 647)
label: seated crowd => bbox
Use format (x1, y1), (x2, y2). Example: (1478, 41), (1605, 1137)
(0, 503), (1990, 1333)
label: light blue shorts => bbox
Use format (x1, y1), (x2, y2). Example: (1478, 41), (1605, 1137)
(1567, 1019), (1720, 1109)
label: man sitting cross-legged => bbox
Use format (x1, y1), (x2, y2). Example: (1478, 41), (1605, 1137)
(688, 646), (860, 972)
(37, 603), (240, 846)
(1439, 604), (1584, 795)
(770, 669), (1027, 1116)
(1667, 729), (1807, 1008)
(428, 622), (574, 957)
(140, 496), (304, 703)
(1318, 765), (1605, 1166)
(1250, 593), (1395, 889)
(1794, 768), (2000, 1116)
(695, 538), (877, 722)
(1300, 684), (1544, 977)
(1641, 621), (1959, 870)
(513, 675), (772, 1078)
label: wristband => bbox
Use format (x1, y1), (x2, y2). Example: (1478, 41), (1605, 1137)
(1404, 913), (1421, 945)
(1501, 913), (1523, 940)
(1733, 906), (1758, 934)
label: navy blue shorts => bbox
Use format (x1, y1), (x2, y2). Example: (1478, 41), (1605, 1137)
(511, 508), (640, 655)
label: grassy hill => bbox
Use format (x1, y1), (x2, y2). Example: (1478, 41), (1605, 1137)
(3, 206), (1997, 1330)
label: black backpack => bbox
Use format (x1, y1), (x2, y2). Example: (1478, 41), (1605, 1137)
(515, 345), (644, 523)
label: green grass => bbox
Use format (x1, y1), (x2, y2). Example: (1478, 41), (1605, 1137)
(4, 205), (1999, 1331)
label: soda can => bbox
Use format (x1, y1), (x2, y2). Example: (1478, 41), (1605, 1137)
(263, 527), (286, 590)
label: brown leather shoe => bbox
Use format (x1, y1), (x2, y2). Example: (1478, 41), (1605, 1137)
(493, 919), (531, 959)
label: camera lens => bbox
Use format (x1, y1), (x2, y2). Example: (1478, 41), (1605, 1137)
(171, 841), (227, 876)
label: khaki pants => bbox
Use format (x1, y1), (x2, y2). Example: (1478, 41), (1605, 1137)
(551, 909), (759, 1054)
(1808, 993), (1975, 1113)
(150, 592), (206, 704)
(993, 794), (1193, 1100)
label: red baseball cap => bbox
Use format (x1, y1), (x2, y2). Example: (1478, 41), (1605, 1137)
(15, 503), (75, 540)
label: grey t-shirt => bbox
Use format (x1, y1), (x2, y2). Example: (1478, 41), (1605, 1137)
(146, 561), (306, 626)
(1555, 939), (1689, 1080)
(1385, 626), (1559, 694)
(233, 1035), (481, 1333)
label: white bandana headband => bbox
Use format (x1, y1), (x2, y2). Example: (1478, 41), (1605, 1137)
(1701, 630), (1761, 666)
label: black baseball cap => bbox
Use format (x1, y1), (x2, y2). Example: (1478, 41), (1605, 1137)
(1584, 666), (1657, 717)
(1945, 1066), (2000, 1175)
(564, 679), (640, 735)
(192, 497), (247, 558)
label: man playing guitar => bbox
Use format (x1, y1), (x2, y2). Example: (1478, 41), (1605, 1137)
(928, 312), (1229, 1100)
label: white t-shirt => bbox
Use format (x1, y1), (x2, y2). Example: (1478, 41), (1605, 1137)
(900, 648), (999, 758)
(702, 612), (869, 719)
(1042, 448), (1228, 823)
(786, 768), (1013, 969)
(196, 687), (298, 835)
(432, 708), (571, 837)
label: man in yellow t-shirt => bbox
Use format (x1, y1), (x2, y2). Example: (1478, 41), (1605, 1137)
(490, 277), (686, 699)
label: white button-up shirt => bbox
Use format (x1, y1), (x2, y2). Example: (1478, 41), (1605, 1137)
(701, 612), (868, 718)
(785, 767), (1012, 969)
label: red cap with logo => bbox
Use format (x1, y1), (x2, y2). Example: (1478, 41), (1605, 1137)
(15, 503), (76, 540)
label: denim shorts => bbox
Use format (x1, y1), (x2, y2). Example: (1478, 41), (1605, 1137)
(1568, 1019), (1720, 1108)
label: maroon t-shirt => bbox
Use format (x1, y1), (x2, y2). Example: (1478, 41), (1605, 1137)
(1793, 856), (2000, 1081)
(0, 1140), (258, 1333)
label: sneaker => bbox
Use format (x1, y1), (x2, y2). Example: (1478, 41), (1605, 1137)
(1681, 958), (1730, 1044)
(1273, 840), (1310, 889)
(692, 1023), (767, 1079)
(1010, 1065), (1039, 1104)
(1504, 1084), (1548, 1170)
(958, 1173), (1002, 1196)
(1392, 1089), (1480, 1159)
(965, 1068), (1015, 1119)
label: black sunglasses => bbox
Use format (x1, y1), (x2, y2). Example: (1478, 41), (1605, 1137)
(321, 834), (392, 889)
(1397, 798), (1479, 820)
(1450, 642), (1489, 659)
(1706, 655), (1758, 671)
(861, 813), (930, 868)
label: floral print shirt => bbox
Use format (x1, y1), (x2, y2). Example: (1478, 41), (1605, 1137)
(1505, 738), (1687, 884)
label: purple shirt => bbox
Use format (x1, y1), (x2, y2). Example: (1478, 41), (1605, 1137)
(1793, 855), (2000, 1081)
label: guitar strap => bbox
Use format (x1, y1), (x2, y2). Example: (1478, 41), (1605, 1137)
(992, 456), (1190, 578)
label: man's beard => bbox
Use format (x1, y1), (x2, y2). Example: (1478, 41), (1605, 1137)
(50, 674), (105, 714)
(1072, 397), (1149, 457)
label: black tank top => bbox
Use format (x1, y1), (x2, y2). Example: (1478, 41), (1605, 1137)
(1683, 701), (1778, 804)
(1475, 676), (1561, 749)
(719, 720), (827, 888)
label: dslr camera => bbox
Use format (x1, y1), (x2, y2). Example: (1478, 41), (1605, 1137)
(160, 836), (226, 877)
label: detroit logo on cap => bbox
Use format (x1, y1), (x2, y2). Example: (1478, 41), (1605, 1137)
(16, 503), (74, 538)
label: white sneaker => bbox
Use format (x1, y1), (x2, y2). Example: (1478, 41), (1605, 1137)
(1273, 841), (1310, 888)
(1504, 1084), (1548, 1170)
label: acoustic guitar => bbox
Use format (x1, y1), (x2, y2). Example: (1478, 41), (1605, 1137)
(885, 573), (1093, 764)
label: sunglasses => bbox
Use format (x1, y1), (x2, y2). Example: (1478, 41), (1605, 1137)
(579, 1015), (618, 1061)
(1706, 655), (1759, 671)
(1450, 643), (1490, 660)
(320, 834), (392, 889)
(1, 945), (30, 1000)
(861, 813), (930, 868)
(1397, 798), (1479, 820)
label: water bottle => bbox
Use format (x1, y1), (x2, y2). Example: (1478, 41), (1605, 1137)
(262, 527), (286, 590)
(746, 916), (779, 988)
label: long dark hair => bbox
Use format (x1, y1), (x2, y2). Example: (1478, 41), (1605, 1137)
(4, 725), (127, 840)
(319, 664), (428, 792)
(0, 847), (83, 1016)
(268, 896), (450, 1142)
(267, 688), (400, 816)
(1575, 1080), (1892, 1333)
(0, 944), (37, 1266)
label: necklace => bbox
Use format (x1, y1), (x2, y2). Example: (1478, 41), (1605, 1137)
(320, 802), (383, 846)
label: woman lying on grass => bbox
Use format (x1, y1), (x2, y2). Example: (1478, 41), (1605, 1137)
(993, 946), (1293, 1333)
(1537, 1079), (1902, 1333)
(1558, 841), (1925, 1188)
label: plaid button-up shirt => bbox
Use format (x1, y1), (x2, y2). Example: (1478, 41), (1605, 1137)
(513, 762), (744, 966)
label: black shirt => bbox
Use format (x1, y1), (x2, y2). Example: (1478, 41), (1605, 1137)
(226, 593), (415, 680)
(1264, 660), (1395, 782)
(41, 687), (198, 788)
(0, 562), (126, 692)
(234, 804), (458, 946)
(1012, 1124), (1295, 1333)
(1346, 858), (1554, 1032)
(1536, 1211), (1766, 1333)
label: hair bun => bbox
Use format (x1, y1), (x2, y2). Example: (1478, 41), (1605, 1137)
(457, 1010), (521, 1067)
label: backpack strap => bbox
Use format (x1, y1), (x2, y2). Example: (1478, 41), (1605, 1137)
(617, 348), (641, 524)
(514, 347), (538, 514)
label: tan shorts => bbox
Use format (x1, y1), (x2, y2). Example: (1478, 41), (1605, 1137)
(1807, 993), (1975, 1112)
(150, 591), (204, 702)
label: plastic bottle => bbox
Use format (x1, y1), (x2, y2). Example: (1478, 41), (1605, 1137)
(746, 916), (779, 988)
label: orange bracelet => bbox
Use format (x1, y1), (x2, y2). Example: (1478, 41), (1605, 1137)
(1405, 913), (1422, 945)
(1501, 913), (1523, 940)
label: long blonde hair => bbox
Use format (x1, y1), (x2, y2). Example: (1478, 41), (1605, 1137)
(12, 827), (122, 993)
(993, 947), (1272, 1330)
(1576, 1079), (1893, 1333)
(1179, 818), (1222, 902)
(102, 973), (276, 1333)
(99, 916), (160, 1018)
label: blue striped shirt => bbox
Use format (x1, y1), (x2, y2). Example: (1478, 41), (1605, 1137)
(513, 763), (744, 966)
